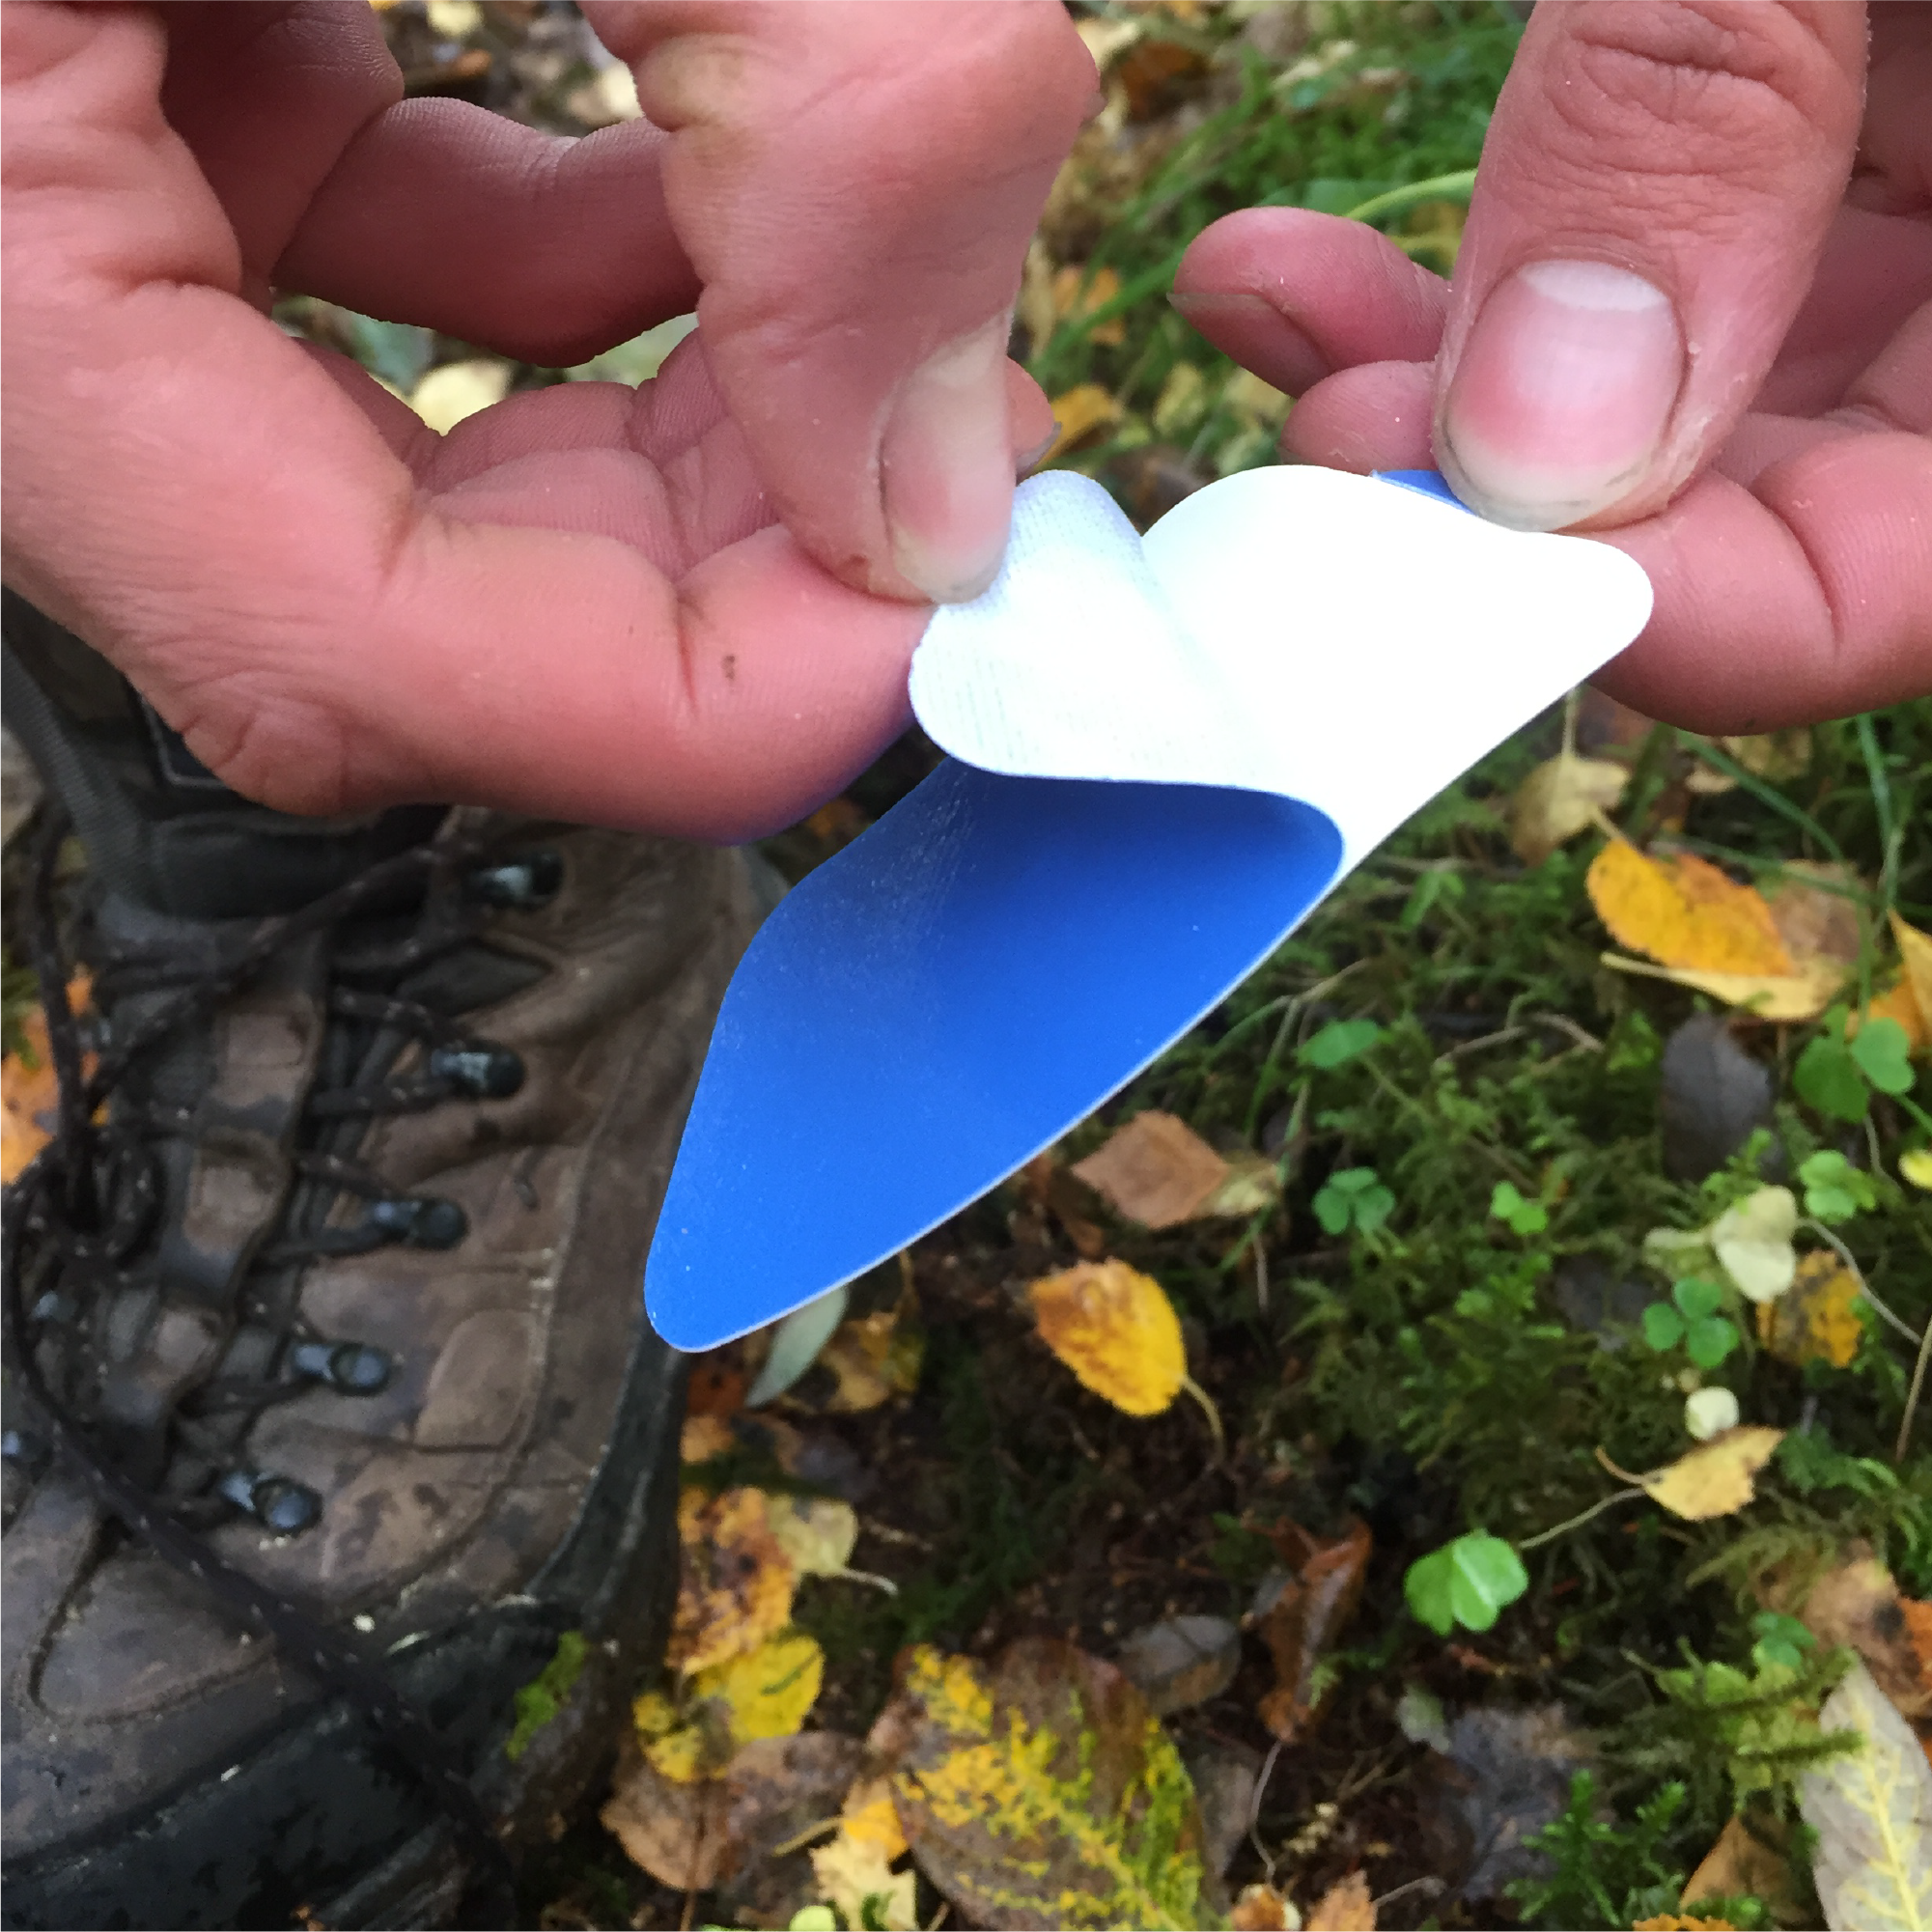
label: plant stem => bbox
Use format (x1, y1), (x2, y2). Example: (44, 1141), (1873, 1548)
(1179, 1373), (1226, 1460)
(1517, 1487), (1646, 1552)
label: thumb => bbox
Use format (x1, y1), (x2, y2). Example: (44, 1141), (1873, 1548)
(1435, 1), (1865, 531)
(585, 1), (1091, 602)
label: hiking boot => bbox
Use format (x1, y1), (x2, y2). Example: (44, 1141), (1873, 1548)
(2, 806), (762, 1929)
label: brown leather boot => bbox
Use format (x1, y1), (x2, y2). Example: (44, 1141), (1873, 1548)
(3, 808), (761, 1928)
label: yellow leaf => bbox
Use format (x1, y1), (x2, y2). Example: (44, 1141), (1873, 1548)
(1230, 1884), (1295, 1930)
(811, 1283), (924, 1414)
(1892, 912), (1932, 1053)
(867, 1638), (1209, 1930)
(1800, 1659), (1932, 1930)
(669, 1486), (797, 1673)
(1028, 1260), (1185, 1416)
(1681, 1810), (1800, 1922)
(1305, 1868), (1376, 1929)
(809, 1831), (918, 1931)
(1051, 264), (1126, 345)
(1632, 1918), (1738, 1930)
(1, 976), (94, 1186)
(1859, 979), (1930, 1057)
(1758, 1250), (1863, 1368)
(635, 1629), (826, 1781)
(1221, 367), (1291, 426)
(1630, 1426), (1784, 1522)
(1073, 1111), (1231, 1228)
(1587, 841), (1794, 976)
(766, 1495), (859, 1578)
(1508, 751), (1628, 865)
(841, 1775), (910, 1860)
(1600, 952), (1848, 1022)
(1902, 1150), (1932, 1192)
(1711, 1186), (1799, 1303)
(408, 357), (511, 433)
(680, 1413), (735, 1465)
(1041, 383), (1121, 464)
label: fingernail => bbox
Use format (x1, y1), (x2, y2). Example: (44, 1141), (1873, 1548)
(1169, 291), (1332, 394)
(882, 317), (1014, 602)
(1439, 259), (1682, 530)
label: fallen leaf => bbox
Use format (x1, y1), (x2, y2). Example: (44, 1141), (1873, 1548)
(1222, 367), (1291, 425)
(408, 357), (512, 432)
(1758, 1251), (1862, 1369)
(1711, 1187), (1799, 1303)
(1901, 1149), (1932, 1191)
(1252, 1519), (1372, 1741)
(1626, 1427), (1785, 1521)
(1423, 1704), (1591, 1901)
(1304, 1870), (1375, 1930)
(1115, 1615), (1241, 1718)
(842, 1775), (910, 1860)
(1115, 35), (1207, 121)
(1, 976), (92, 1186)
(810, 1284), (925, 1414)
(1802, 1660), (1932, 1929)
(746, 1284), (850, 1407)
(1686, 1387), (1742, 1440)
(1021, 1153), (1109, 1258)
(869, 1638), (1208, 1930)
(1041, 382), (1121, 464)
(1028, 1259), (1186, 1417)
(632, 1628), (826, 1782)
(1788, 1549), (1932, 1722)
(1230, 1883), (1296, 1930)
(1508, 751), (1628, 865)
(1588, 841), (1794, 976)
(1680, 1812), (1801, 1922)
(669, 1486), (797, 1673)
(1887, 913), (1932, 1055)
(1658, 1016), (1776, 1184)
(1766, 862), (1864, 969)
(1633, 1917), (1740, 1930)
(603, 1730), (866, 1895)
(1186, 1740), (1259, 1883)
(810, 1831), (919, 1931)
(1050, 264), (1126, 345)
(1601, 952), (1848, 1022)
(767, 1495), (860, 1579)
(1074, 1111), (1228, 1227)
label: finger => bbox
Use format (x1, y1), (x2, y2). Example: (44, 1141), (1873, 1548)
(277, 106), (700, 367)
(589, 0), (1096, 603)
(1172, 208), (1449, 396)
(1436, 1), (1866, 531)
(1594, 430), (1932, 730)
(1277, 360), (1437, 474)
(2, 4), (919, 839)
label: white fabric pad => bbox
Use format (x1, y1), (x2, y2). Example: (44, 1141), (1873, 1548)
(911, 467), (1655, 866)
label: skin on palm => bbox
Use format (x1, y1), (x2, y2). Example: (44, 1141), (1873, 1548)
(1176, 0), (1932, 733)
(0, 0), (1086, 835)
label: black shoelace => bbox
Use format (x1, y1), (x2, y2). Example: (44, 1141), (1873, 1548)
(3, 806), (519, 1924)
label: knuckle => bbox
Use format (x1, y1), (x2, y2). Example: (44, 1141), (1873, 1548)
(1524, 1), (1856, 195)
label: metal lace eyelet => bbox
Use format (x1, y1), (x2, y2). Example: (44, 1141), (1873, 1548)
(368, 1195), (467, 1250)
(428, 1043), (524, 1100)
(217, 1469), (323, 1535)
(289, 1339), (394, 1395)
(463, 850), (563, 911)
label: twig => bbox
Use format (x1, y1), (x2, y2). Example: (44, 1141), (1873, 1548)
(1517, 1487), (1646, 1552)
(1247, 1739), (1284, 1886)
(1802, 1218), (1921, 1347)
(1253, 1239), (1269, 1317)
(1374, 1876), (1446, 1914)
(770, 1815), (844, 1860)
(833, 1567), (901, 1597)
(1899, 1308), (1932, 1466)
(1179, 1373), (1226, 1461)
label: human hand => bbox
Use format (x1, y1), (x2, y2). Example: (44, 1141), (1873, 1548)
(1172, 1), (1931, 732)
(0, 2), (1093, 837)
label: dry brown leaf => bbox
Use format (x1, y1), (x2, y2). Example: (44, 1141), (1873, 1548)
(1758, 1251), (1863, 1370)
(1766, 861), (1864, 968)
(1021, 1153), (1109, 1259)
(1634, 1917), (1740, 1930)
(1230, 1884), (1294, 1930)
(1253, 1518), (1372, 1742)
(1790, 1549), (1932, 1722)
(1305, 1869), (1376, 1929)
(1680, 1812), (1800, 1922)
(1027, 1259), (1186, 1416)
(1074, 1111), (1231, 1227)
(1050, 264), (1126, 344)
(1588, 841), (1794, 976)
(603, 1730), (866, 1895)
(668, 1486), (797, 1673)
(1508, 751), (1628, 865)
(1621, 1427), (1784, 1522)
(811, 1285), (924, 1414)
(1040, 382), (1121, 464)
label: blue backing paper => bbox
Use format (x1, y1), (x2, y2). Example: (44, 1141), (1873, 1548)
(646, 762), (1341, 1351)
